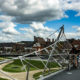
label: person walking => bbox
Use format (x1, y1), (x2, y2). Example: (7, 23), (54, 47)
(69, 45), (79, 68)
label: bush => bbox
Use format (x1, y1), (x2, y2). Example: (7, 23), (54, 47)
(0, 77), (8, 80)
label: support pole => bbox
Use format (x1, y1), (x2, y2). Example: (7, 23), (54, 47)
(26, 64), (30, 80)
(26, 57), (31, 80)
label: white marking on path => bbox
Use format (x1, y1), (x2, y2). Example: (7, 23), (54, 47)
(67, 72), (72, 75)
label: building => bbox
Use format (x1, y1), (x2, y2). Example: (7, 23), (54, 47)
(72, 40), (80, 49)
(0, 36), (54, 55)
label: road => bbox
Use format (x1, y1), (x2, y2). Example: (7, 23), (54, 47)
(44, 68), (80, 80)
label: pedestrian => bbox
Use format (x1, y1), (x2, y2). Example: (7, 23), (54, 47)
(69, 45), (79, 68)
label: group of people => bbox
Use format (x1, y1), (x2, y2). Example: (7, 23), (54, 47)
(69, 45), (80, 68)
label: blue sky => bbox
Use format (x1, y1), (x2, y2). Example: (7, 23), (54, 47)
(16, 10), (80, 33)
(0, 0), (80, 42)
(45, 10), (80, 32)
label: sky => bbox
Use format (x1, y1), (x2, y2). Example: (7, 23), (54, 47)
(0, 0), (80, 42)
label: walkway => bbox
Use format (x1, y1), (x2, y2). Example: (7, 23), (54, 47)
(45, 68), (80, 80)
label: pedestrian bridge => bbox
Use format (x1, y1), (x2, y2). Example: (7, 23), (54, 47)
(0, 25), (79, 80)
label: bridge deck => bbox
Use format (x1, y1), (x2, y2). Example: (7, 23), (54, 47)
(44, 68), (80, 80)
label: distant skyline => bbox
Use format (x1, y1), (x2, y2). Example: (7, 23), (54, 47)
(0, 0), (80, 42)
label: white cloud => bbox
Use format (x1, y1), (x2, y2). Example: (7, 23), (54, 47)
(64, 25), (80, 39)
(0, 22), (19, 35)
(20, 22), (55, 39)
(0, 0), (80, 42)
(0, 15), (13, 22)
(75, 12), (80, 16)
(0, 0), (80, 24)
(30, 22), (53, 32)
(0, 32), (15, 42)
(65, 32), (80, 39)
(65, 32), (77, 38)
(0, 0), (67, 24)
(62, 0), (80, 16)
(0, 23), (80, 42)
(2, 26), (19, 35)
(72, 26), (80, 32)
(19, 25), (80, 42)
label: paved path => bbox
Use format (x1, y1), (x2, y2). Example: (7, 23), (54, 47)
(45, 68), (80, 80)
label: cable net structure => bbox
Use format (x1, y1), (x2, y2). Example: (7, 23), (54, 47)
(0, 25), (72, 80)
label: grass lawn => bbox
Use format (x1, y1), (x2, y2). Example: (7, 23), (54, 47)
(33, 69), (59, 80)
(0, 77), (8, 80)
(0, 57), (5, 61)
(2, 59), (59, 73)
